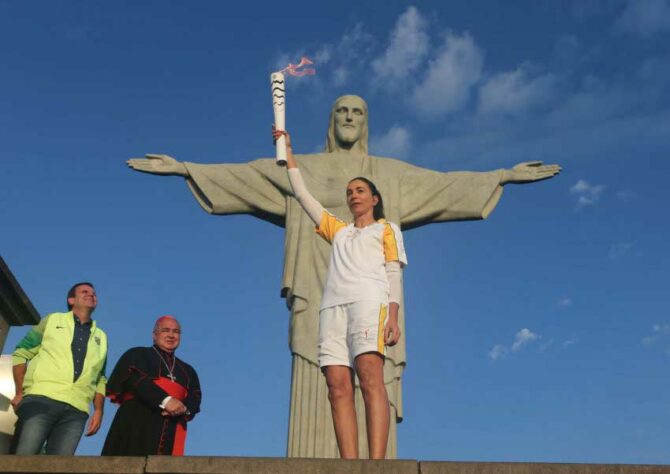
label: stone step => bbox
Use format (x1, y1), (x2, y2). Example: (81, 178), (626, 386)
(0, 456), (667, 474)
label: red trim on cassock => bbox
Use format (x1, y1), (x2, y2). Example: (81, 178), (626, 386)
(111, 376), (190, 456)
(107, 365), (150, 404)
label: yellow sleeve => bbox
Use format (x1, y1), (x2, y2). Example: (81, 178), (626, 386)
(383, 222), (407, 265)
(315, 210), (347, 244)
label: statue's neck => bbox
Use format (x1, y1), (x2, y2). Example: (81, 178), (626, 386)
(331, 140), (366, 155)
(329, 151), (366, 159)
(322, 151), (371, 176)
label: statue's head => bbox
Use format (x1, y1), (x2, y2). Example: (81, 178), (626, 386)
(325, 95), (368, 155)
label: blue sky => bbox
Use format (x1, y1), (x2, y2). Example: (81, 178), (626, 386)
(1, 0), (669, 464)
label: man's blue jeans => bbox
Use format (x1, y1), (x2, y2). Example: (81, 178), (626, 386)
(13, 395), (88, 455)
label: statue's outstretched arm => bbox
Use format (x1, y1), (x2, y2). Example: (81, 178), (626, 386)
(501, 161), (561, 185)
(127, 152), (287, 224)
(127, 154), (188, 177)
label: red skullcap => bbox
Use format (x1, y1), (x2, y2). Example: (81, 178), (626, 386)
(155, 315), (178, 326)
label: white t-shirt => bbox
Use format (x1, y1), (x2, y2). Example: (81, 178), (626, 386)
(316, 211), (408, 310)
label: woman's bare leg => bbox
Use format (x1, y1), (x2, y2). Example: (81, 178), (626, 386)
(324, 365), (358, 458)
(355, 352), (389, 459)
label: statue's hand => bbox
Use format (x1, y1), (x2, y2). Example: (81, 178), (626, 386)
(502, 161), (561, 184)
(127, 154), (188, 177)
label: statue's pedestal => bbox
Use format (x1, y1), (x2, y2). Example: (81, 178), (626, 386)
(0, 456), (668, 474)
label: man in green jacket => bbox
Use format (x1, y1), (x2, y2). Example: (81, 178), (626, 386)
(11, 282), (108, 455)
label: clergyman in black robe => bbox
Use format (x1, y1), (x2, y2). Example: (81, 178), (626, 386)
(101, 316), (201, 456)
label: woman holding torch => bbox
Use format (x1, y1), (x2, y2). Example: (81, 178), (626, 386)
(273, 128), (407, 459)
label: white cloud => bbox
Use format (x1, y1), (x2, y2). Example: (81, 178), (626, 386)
(512, 328), (540, 352)
(570, 179), (606, 208)
(275, 23), (375, 90)
(639, 55), (670, 83)
(372, 6), (429, 83)
(488, 344), (507, 361)
(653, 323), (670, 334)
(478, 65), (558, 116)
(489, 328), (541, 361)
(420, 63), (670, 170)
(370, 125), (412, 158)
(642, 323), (670, 348)
(314, 45), (332, 65)
(330, 23), (376, 86)
(615, 0), (670, 38)
(642, 336), (658, 346)
(539, 339), (555, 352)
(558, 297), (573, 308)
(411, 32), (484, 116)
(608, 242), (633, 259)
(333, 67), (349, 87)
(562, 338), (578, 348)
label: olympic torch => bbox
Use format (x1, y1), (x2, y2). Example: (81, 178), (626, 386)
(270, 57), (315, 166)
(270, 72), (287, 166)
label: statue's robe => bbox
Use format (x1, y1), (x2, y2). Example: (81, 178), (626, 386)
(184, 152), (503, 458)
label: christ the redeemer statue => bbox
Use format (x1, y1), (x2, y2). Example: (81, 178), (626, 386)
(127, 95), (560, 458)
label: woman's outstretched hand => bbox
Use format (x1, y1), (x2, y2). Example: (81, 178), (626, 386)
(272, 125), (297, 168)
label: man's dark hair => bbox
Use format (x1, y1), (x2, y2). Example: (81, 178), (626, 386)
(348, 177), (385, 220)
(67, 282), (95, 310)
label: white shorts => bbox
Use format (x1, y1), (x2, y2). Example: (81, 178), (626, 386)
(318, 300), (388, 368)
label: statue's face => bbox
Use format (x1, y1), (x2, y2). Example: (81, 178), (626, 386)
(333, 97), (366, 147)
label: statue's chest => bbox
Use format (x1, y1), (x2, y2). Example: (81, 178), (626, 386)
(301, 155), (373, 209)
(315, 180), (348, 209)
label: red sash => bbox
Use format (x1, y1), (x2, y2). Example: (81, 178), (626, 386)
(154, 377), (188, 456)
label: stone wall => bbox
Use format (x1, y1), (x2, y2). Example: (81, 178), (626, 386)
(0, 456), (668, 474)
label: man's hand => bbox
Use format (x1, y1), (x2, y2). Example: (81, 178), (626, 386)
(10, 392), (23, 411)
(11, 363), (27, 412)
(85, 409), (103, 436)
(501, 161), (561, 184)
(163, 398), (188, 417)
(127, 154), (189, 177)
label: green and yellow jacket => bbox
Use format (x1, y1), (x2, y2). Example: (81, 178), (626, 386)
(12, 311), (108, 413)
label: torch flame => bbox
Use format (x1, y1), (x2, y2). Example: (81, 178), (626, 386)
(279, 56), (316, 77)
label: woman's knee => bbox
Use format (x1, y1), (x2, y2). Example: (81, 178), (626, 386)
(324, 367), (354, 402)
(355, 354), (385, 395)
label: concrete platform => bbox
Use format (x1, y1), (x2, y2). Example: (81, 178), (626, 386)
(0, 456), (668, 474)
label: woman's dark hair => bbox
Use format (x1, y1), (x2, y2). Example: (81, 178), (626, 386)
(66, 282), (95, 310)
(348, 177), (385, 220)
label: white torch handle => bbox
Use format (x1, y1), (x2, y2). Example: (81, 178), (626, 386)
(271, 72), (287, 166)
